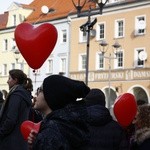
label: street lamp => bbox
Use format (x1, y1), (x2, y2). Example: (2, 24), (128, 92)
(13, 49), (26, 71)
(99, 40), (121, 108)
(13, 49), (21, 63)
(72, 0), (109, 85)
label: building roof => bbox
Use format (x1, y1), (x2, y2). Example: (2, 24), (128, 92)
(25, 0), (96, 23)
(0, 0), (96, 29)
(0, 12), (8, 29)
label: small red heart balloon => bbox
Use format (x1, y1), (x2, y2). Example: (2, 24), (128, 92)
(113, 93), (137, 128)
(15, 23), (58, 69)
(20, 120), (41, 141)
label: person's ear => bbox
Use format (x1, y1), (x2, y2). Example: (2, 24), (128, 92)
(14, 78), (18, 84)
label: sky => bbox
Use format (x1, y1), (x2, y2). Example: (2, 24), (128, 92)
(0, 0), (33, 14)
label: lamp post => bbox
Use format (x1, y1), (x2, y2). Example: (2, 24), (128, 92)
(99, 40), (121, 108)
(13, 49), (21, 63)
(72, 0), (109, 85)
(13, 49), (26, 71)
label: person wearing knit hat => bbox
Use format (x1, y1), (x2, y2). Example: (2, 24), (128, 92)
(85, 88), (106, 107)
(28, 75), (90, 150)
(84, 88), (129, 150)
(43, 74), (90, 111)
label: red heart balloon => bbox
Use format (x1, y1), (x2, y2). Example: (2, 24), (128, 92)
(113, 93), (137, 127)
(20, 120), (41, 141)
(15, 23), (58, 69)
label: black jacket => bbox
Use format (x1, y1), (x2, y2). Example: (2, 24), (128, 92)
(33, 100), (89, 150)
(85, 105), (129, 150)
(0, 85), (32, 150)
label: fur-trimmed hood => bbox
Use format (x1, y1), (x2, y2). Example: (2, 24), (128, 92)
(135, 127), (150, 144)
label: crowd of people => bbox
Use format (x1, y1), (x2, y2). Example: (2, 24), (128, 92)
(0, 69), (149, 150)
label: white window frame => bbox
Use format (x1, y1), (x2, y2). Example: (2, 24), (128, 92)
(18, 63), (24, 71)
(96, 52), (104, 70)
(114, 50), (124, 69)
(2, 64), (7, 76)
(46, 59), (53, 74)
(11, 38), (16, 50)
(134, 48), (145, 68)
(135, 15), (146, 36)
(61, 29), (67, 43)
(12, 14), (17, 26)
(79, 29), (87, 43)
(79, 53), (86, 71)
(59, 57), (66, 74)
(3, 39), (8, 51)
(115, 19), (125, 38)
(11, 63), (16, 70)
(96, 22), (106, 40)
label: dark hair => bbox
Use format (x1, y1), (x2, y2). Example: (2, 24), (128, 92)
(137, 99), (146, 106)
(137, 105), (150, 128)
(9, 69), (33, 92)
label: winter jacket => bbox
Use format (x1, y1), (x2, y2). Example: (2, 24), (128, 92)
(0, 98), (4, 110)
(32, 100), (89, 150)
(130, 127), (150, 150)
(85, 105), (129, 150)
(0, 85), (32, 150)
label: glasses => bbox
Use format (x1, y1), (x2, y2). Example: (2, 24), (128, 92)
(37, 86), (43, 95)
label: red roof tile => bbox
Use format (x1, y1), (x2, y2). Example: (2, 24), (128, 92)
(25, 0), (96, 23)
(0, 12), (8, 29)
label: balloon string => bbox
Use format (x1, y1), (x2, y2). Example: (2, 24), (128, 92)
(33, 69), (37, 90)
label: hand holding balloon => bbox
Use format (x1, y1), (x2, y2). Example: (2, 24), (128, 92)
(113, 93), (137, 127)
(28, 130), (38, 150)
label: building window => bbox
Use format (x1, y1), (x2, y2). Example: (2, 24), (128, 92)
(96, 52), (104, 69)
(46, 59), (53, 74)
(2, 64), (7, 76)
(19, 63), (24, 71)
(135, 48), (145, 68)
(61, 30), (67, 43)
(3, 39), (8, 51)
(97, 23), (105, 40)
(115, 51), (123, 68)
(11, 38), (16, 50)
(115, 19), (124, 38)
(135, 48), (145, 67)
(135, 16), (146, 35)
(12, 15), (17, 26)
(60, 58), (66, 73)
(11, 63), (15, 70)
(79, 30), (87, 42)
(79, 54), (86, 70)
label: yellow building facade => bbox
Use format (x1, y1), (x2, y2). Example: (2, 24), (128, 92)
(69, 1), (150, 107)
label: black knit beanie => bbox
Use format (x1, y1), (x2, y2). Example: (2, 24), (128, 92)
(43, 75), (90, 110)
(85, 88), (106, 107)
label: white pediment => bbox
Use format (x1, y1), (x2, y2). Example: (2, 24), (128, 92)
(7, 2), (22, 12)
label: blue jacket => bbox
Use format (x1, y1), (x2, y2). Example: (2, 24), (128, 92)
(0, 85), (32, 150)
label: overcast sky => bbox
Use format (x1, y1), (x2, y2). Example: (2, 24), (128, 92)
(0, 0), (33, 14)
